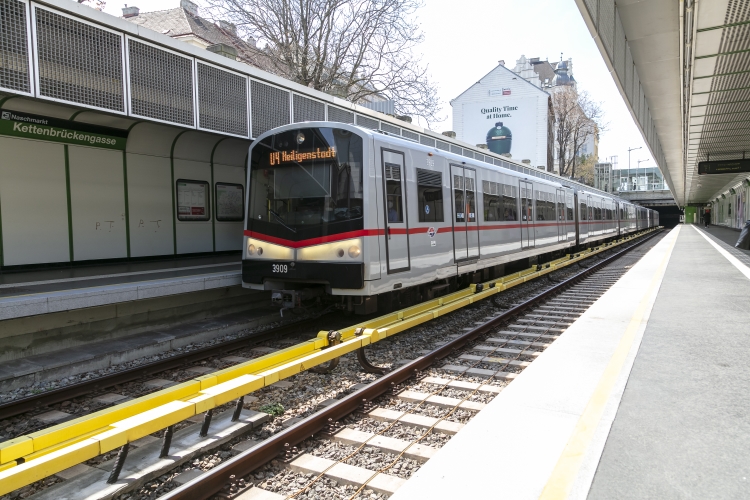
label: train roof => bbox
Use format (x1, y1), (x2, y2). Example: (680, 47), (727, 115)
(251, 121), (645, 207)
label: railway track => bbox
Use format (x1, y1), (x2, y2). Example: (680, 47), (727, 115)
(0, 313), (344, 423)
(157, 229), (663, 500)
(0, 230), (660, 498)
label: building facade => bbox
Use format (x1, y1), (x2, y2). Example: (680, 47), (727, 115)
(451, 62), (553, 171)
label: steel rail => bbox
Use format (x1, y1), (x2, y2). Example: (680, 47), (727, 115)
(0, 314), (338, 421)
(162, 229), (663, 500)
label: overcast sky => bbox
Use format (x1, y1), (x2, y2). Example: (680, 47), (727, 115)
(101, 0), (656, 170)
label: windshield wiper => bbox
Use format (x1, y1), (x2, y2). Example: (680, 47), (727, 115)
(268, 208), (297, 233)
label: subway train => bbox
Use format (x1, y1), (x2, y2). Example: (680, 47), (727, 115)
(242, 122), (658, 314)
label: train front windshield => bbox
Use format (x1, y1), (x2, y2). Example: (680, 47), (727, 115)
(248, 127), (364, 241)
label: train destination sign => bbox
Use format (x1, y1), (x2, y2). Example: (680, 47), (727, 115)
(269, 146), (337, 166)
(0, 110), (128, 150)
(698, 158), (750, 175)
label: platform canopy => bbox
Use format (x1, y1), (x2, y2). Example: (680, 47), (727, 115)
(575, 0), (750, 206)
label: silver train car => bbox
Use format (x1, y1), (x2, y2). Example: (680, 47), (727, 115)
(242, 123), (658, 314)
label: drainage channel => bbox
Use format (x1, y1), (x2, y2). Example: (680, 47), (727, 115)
(158, 230), (663, 500)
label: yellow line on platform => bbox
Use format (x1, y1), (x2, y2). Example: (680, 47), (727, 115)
(0, 229), (657, 496)
(538, 226), (677, 500)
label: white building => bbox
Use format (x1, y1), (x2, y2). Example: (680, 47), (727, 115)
(451, 61), (553, 171)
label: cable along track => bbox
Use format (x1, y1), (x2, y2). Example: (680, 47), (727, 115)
(160, 229), (663, 500)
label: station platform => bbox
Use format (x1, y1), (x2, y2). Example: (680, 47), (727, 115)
(0, 254), (242, 320)
(391, 225), (750, 499)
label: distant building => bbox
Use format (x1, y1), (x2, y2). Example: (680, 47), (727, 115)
(512, 55), (576, 91)
(122, 0), (268, 69)
(451, 61), (554, 171)
(594, 161), (614, 193)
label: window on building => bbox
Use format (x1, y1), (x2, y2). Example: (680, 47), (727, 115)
(417, 168), (444, 223)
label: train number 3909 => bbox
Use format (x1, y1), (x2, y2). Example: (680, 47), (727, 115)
(272, 264), (288, 273)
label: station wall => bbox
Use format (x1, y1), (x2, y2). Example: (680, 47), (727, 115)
(0, 104), (249, 268)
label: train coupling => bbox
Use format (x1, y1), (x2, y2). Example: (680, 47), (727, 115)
(272, 287), (324, 317)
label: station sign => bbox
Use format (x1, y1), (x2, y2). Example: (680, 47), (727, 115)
(698, 158), (750, 175)
(0, 110), (128, 150)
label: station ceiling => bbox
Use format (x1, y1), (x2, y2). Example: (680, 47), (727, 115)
(576, 0), (750, 206)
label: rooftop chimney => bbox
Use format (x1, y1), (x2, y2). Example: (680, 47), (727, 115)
(442, 131), (456, 138)
(180, 0), (199, 16)
(207, 43), (238, 60)
(218, 20), (237, 36)
(122, 4), (139, 17)
(498, 60), (505, 66)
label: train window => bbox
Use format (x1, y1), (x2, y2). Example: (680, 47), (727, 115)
(502, 184), (518, 221)
(536, 191), (555, 221)
(482, 180), (501, 221)
(215, 183), (244, 222)
(465, 175), (477, 223)
(566, 194), (574, 221)
(453, 174), (464, 223)
(385, 162), (403, 223)
(417, 168), (444, 223)
(176, 179), (210, 221)
(580, 202), (587, 220)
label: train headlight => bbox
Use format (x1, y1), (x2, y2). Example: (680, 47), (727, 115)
(245, 238), (292, 259)
(297, 238), (363, 262)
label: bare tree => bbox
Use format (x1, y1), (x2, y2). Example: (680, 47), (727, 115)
(204, 0), (441, 124)
(77, 0), (105, 10)
(552, 86), (605, 179)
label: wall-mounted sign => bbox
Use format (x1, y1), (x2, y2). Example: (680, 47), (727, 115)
(269, 147), (336, 166)
(215, 183), (244, 221)
(177, 180), (210, 221)
(698, 158), (750, 175)
(0, 110), (128, 150)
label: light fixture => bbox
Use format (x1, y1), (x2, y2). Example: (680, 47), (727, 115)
(247, 242), (256, 255)
(348, 245), (361, 258)
(337, 249), (344, 258)
(296, 132), (305, 144)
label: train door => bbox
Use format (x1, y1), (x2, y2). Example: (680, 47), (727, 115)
(382, 149), (410, 273)
(556, 189), (566, 242)
(573, 193), (586, 245)
(450, 165), (479, 262)
(519, 180), (534, 249)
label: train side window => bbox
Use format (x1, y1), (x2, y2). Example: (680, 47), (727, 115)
(417, 168), (444, 223)
(384, 162), (403, 223)
(176, 179), (210, 221)
(566, 194), (574, 221)
(453, 174), (464, 223)
(215, 183), (244, 222)
(547, 192), (556, 221)
(465, 175), (477, 223)
(482, 180), (500, 221)
(580, 202), (587, 220)
(502, 184), (518, 221)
